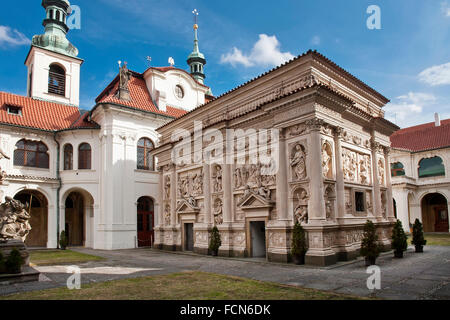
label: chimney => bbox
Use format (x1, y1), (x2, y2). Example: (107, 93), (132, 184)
(435, 113), (441, 127)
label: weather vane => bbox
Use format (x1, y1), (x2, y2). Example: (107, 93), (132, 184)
(192, 9), (199, 25)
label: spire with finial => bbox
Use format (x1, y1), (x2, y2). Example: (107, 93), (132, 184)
(187, 9), (206, 84)
(31, 0), (78, 57)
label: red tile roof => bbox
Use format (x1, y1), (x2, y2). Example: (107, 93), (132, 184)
(95, 72), (188, 118)
(0, 91), (97, 131)
(390, 118), (450, 152)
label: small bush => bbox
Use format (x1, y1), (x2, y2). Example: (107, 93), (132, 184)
(209, 226), (221, 254)
(59, 230), (68, 250)
(5, 248), (24, 274)
(361, 220), (382, 259)
(291, 222), (307, 257)
(411, 219), (427, 247)
(391, 220), (408, 253)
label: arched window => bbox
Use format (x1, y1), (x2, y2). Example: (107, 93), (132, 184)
(418, 157), (445, 178)
(78, 143), (92, 170)
(48, 64), (66, 96)
(391, 162), (405, 177)
(13, 139), (49, 169)
(63, 144), (73, 170)
(137, 138), (155, 171)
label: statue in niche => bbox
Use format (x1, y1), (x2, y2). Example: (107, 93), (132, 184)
(293, 189), (308, 225)
(322, 143), (332, 178)
(290, 143), (306, 180)
(212, 165), (222, 193)
(359, 155), (370, 185)
(0, 197), (32, 243)
(213, 199), (223, 225)
(164, 205), (171, 226)
(192, 171), (203, 195)
(234, 167), (243, 189)
(164, 176), (171, 199)
(324, 187), (335, 220)
(378, 159), (385, 186)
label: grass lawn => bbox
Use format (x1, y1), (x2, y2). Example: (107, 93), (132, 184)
(29, 250), (104, 266)
(408, 233), (450, 246)
(0, 271), (364, 300)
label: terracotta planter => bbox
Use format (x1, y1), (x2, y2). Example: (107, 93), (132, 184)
(365, 257), (376, 266)
(415, 245), (423, 253)
(394, 250), (404, 258)
(293, 254), (305, 265)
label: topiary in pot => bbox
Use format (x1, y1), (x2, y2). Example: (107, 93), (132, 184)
(360, 220), (382, 266)
(291, 222), (307, 265)
(59, 230), (68, 250)
(5, 248), (24, 274)
(411, 219), (427, 253)
(209, 226), (221, 256)
(391, 220), (408, 258)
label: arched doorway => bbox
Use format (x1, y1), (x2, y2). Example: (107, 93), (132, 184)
(14, 190), (48, 247)
(65, 192), (85, 246)
(421, 193), (449, 233)
(137, 197), (154, 247)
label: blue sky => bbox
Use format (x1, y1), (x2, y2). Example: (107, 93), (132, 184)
(0, 0), (449, 128)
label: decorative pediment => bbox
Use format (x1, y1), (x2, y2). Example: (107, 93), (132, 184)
(176, 197), (200, 214)
(238, 192), (274, 210)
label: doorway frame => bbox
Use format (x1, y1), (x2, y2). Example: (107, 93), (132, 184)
(182, 220), (195, 251)
(245, 217), (268, 259)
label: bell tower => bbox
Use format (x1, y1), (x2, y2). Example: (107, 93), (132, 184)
(187, 9), (206, 84)
(25, 0), (83, 107)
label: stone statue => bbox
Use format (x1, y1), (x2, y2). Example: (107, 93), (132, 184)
(322, 143), (332, 178)
(164, 176), (171, 199)
(192, 171), (203, 195)
(293, 189), (308, 224)
(234, 167), (243, 189)
(119, 62), (131, 90)
(164, 205), (171, 226)
(290, 144), (306, 180)
(378, 159), (385, 186)
(213, 199), (223, 225)
(212, 165), (222, 193)
(0, 197), (32, 243)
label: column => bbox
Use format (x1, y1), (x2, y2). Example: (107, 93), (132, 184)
(276, 129), (288, 221)
(333, 127), (345, 219)
(384, 147), (395, 221)
(370, 139), (382, 219)
(157, 166), (164, 228)
(222, 164), (232, 223)
(307, 119), (326, 222)
(203, 163), (212, 225)
(170, 164), (177, 226)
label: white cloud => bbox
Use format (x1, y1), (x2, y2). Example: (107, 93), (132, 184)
(220, 34), (294, 68)
(385, 92), (438, 128)
(0, 25), (30, 47)
(418, 62), (450, 86)
(442, 1), (450, 17)
(311, 35), (321, 46)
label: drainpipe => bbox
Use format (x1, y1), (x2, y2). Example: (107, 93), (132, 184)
(53, 132), (62, 249)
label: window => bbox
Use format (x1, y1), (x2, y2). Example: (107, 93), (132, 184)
(391, 162), (405, 177)
(48, 64), (66, 96)
(175, 85), (184, 99)
(355, 191), (365, 212)
(13, 139), (49, 169)
(78, 143), (92, 170)
(418, 157), (445, 178)
(56, 10), (60, 21)
(63, 144), (73, 170)
(6, 105), (22, 116)
(137, 138), (154, 171)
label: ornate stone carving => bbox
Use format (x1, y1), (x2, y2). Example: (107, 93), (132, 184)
(234, 162), (276, 191)
(378, 158), (385, 186)
(213, 198), (223, 225)
(0, 197), (31, 243)
(322, 142), (333, 179)
(381, 192), (387, 218)
(342, 149), (358, 182)
(359, 154), (371, 185)
(305, 118), (324, 131)
(290, 143), (307, 180)
(164, 176), (171, 199)
(324, 186), (335, 220)
(293, 188), (308, 224)
(164, 205), (171, 226)
(288, 124), (307, 137)
(212, 165), (222, 193)
(178, 175), (189, 198)
(192, 170), (204, 196)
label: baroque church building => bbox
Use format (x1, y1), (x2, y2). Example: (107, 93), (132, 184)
(0, 0), (410, 266)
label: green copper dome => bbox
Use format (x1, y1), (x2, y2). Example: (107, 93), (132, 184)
(187, 24), (206, 84)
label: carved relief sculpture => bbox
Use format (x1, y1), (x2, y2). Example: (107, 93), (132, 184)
(293, 189), (308, 224)
(290, 143), (307, 180)
(324, 187), (335, 220)
(359, 155), (371, 185)
(213, 198), (223, 225)
(164, 176), (171, 199)
(322, 142), (332, 179)
(164, 205), (171, 226)
(378, 158), (385, 186)
(0, 197), (32, 243)
(212, 165), (223, 193)
(192, 170), (204, 195)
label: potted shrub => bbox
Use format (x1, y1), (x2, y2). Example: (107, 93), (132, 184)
(360, 220), (382, 266)
(391, 220), (408, 258)
(59, 230), (68, 250)
(291, 222), (307, 265)
(209, 226), (221, 256)
(5, 248), (24, 274)
(411, 219), (427, 253)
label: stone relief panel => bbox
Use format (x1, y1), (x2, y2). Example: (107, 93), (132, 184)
(288, 123), (307, 137)
(324, 185), (336, 220)
(234, 162), (276, 190)
(359, 154), (372, 185)
(213, 198), (223, 225)
(195, 231), (208, 245)
(290, 142), (307, 181)
(322, 141), (333, 179)
(268, 231), (287, 248)
(342, 148), (372, 185)
(164, 204), (171, 226)
(293, 187), (308, 224)
(212, 164), (223, 193)
(177, 169), (204, 199)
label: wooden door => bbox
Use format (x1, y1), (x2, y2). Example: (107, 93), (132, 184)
(435, 207), (449, 232)
(137, 197), (154, 247)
